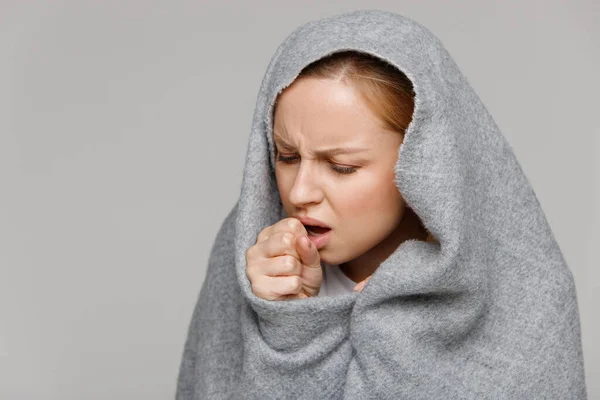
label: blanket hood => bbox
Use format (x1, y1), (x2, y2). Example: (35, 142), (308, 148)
(228, 9), (585, 398)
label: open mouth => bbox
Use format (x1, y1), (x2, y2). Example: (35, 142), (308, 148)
(304, 225), (331, 236)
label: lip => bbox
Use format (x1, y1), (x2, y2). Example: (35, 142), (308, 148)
(295, 216), (331, 229)
(293, 216), (331, 250)
(306, 229), (331, 249)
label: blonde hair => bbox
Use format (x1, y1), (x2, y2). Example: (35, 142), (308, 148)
(294, 50), (415, 135)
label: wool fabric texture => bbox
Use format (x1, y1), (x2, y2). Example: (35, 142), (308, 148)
(176, 10), (587, 399)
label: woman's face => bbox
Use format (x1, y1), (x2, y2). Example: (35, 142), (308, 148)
(273, 77), (406, 266)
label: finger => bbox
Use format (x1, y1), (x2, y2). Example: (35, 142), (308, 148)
(256, 221), (279, 243)
(262, 254), (302, 277)
(254, 231), (301, 260)
(271, 275), (303, 296)
(285, 217), (309, 237)
(295, 234), (321, 269)
(253, 275), (302, 299)
(256, 217), (308, 243)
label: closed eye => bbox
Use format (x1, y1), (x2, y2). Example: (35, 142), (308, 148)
(276, 154), (357, 176)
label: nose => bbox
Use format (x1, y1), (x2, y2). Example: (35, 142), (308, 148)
(287, 160), (324, 207)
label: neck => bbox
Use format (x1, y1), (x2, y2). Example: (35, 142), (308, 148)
(339, 207), (429, 283)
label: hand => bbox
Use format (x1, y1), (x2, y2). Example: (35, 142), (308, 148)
(246, 217), (323, 300)
(353, 275), (372, 292)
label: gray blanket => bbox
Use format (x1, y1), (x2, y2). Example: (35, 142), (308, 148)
(176, 10), (586, 399)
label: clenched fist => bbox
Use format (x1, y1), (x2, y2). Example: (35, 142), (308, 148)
(245, 217), (323, 300)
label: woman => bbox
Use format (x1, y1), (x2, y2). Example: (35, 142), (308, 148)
(177, 10), (586, 399)
(248, 49), (435, 300)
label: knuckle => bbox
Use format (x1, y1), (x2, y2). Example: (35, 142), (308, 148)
(282, 232), (294, 246)
(250, 282), (263, 297)
(291, 276), (302, 291)
(250, 277), (272, 300)
(257, 226), (272, 242)
(289, 218), (306, 236)
(245, 268), (256, 283)
(283, 255), (297, 272)
(245, 261), (257, 279)
(246, 245), (257, 260)
(287, 218), (299, 231)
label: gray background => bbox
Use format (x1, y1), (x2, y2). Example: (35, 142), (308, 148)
(1, 1), (597, 399)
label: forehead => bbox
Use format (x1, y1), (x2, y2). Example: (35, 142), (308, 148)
(273, 77), (388, 145)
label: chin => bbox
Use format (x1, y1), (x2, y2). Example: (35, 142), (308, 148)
(318, 248), (352, 266)
(317, 249), (338, 265)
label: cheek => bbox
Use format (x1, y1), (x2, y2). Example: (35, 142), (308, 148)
(275, 168), (285, 194)
(335, 170), (401, 216)
(275, 167), (293, 204)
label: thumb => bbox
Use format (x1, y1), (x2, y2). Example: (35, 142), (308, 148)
(295, 235), (321, 268)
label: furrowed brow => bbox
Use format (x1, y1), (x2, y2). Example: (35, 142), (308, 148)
(273, 135), (295, 150)
(274, 133), (368, 157)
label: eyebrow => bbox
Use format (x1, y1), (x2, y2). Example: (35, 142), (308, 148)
(274, 134), (369, 157)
